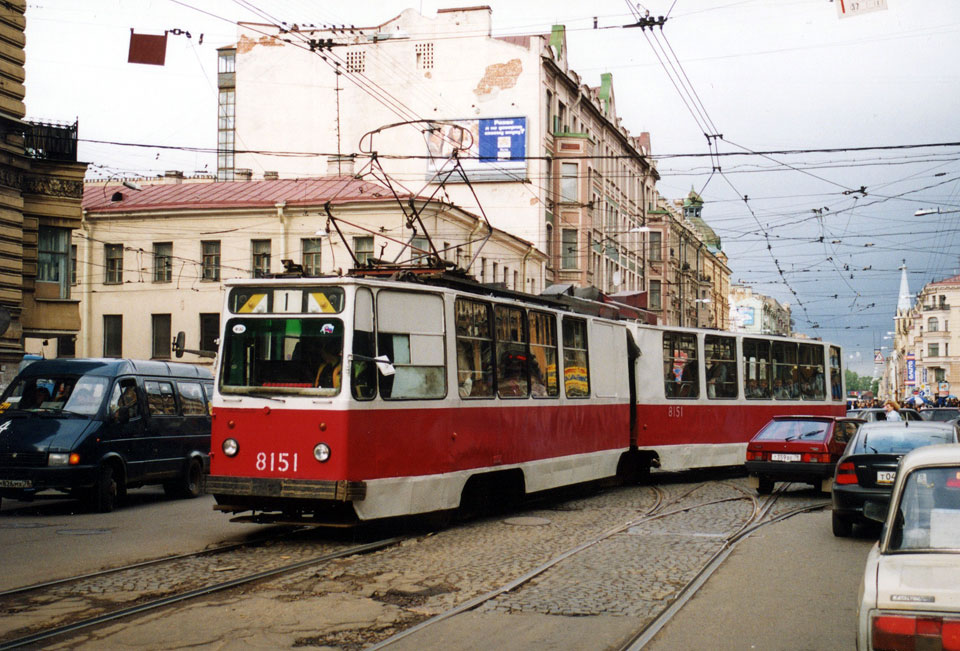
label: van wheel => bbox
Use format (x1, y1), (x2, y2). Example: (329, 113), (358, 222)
(164, 458), (202, 499)
(90, 465), (119, 513)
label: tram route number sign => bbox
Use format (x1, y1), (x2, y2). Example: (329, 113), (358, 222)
(836, 0), (887, 19)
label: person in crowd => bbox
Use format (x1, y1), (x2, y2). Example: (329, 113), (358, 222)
(883, 399), (902, 421)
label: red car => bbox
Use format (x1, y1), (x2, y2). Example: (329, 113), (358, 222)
(745, 415), (864, 494)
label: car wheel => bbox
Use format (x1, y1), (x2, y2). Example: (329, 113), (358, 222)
(756, 477), (774, 494)
(832, 510), (853, 537)
(164, 458), (203, 499)
(90, 465), (118, 513)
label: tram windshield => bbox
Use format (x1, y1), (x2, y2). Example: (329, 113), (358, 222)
(220, 317), (344, 396)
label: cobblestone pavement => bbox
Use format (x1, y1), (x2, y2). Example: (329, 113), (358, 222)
(19, 472), (829, 650)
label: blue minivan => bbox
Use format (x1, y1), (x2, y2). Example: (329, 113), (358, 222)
(0, 358), (213, 512)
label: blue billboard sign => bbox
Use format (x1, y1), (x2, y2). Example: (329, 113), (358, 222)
(426, 117), (527, 181)
(906, 353), (916, 386)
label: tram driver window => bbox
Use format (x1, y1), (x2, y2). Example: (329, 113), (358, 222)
(705, 335), (737, 399)
(663, 331), (698, 399)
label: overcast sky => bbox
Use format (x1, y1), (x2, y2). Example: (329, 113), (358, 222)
(24, 0), (960, 375)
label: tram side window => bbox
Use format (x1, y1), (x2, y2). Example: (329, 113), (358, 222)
(562, 317), (590, 398)
(376, 290), (446, 400)
(529, 310), (559, 397)
(743, 339), (770, 400)
(663, 331), (698, 399)
(798, 343), (826, 400)
(455, 298), (494, 398)
(352, 288), (377, 400)
(742, 338), (771, 399)
(829, 346), (843, 400)
(772, 341), (799, 399)
(705, 335), (737, 399)
(496, 305), (529, 398)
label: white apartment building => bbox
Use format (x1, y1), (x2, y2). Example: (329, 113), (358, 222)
(217, 6), (658, 293)
(75, 176), (545, 364)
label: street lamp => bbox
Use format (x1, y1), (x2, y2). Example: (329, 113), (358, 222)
(915, 208), (960, 216)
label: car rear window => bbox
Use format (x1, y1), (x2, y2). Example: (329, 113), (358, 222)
(854, 428), (955, 454)
(754, 420), (830, 442)
(926, 410), (960, 422)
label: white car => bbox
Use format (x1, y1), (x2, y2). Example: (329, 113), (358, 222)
(857, 444), (960, 650)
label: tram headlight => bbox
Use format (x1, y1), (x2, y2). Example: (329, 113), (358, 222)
(313, 442), (331, 463)
(222, 438), (239, 457)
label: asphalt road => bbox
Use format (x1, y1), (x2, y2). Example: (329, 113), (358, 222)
(645, 509), (876, 651)
(0, 487), (264, 592)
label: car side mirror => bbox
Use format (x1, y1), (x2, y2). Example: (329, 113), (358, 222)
(863, 500), (888, 523)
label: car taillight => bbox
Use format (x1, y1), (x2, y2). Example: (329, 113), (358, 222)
(872, 614), (960, 651)
(802, 452), (831, 463)
(746, 450), (763, 461)
(835, 461), (858, 485)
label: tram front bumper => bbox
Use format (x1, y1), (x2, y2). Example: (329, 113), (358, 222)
(203, 475), (366, 502)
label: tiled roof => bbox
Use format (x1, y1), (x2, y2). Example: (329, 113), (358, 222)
(83, 177), (402, 213)
(929, 273), (960, 286)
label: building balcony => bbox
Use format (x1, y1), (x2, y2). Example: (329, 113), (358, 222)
(923, 303), (950, 311)
(24, 120), (78, 162)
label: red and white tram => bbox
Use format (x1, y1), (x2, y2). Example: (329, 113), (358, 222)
(204, 273), (846, 524)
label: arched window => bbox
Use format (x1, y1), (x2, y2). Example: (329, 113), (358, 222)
(928, 317), (939, 332)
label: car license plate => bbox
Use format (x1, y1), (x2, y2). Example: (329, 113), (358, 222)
(876, 471), (896, 485)
(770, 453), (801, 462)
(0, 479), (32, 488)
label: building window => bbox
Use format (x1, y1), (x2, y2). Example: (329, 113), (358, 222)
(70, 244), (78, 286)
(928, 317), (939, 332)
(935, 367), (947, 382)
(650, 280), (662, 310)
(929, 343), (939, 357)
(200, 313), (220, 353)
(346, 50), (365, 73)
(302, 238), (323, 275)
(152, 314), (171, 359)
(648, 231), (662, 262)
(560, 162), (578, 202)
(410, 236), (429, 263)
(561, 228), (578, 269)
(153, 242), (172, 283)
(251, 239), (271, 277)
(415, 42), (434, 70)
(354, 236), (374, 265)
(545, 89), (553, 136)
(104, 243), (123, 285)
(202, 241), (220, 281)
(103, 315), (122, 357)
(38, 226), (71, 298)
(217, 88), (235, 181)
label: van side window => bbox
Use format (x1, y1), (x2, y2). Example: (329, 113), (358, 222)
(145, 381), (177, 415)
(109, 379), (141, 418)
(178, 382), (207, 415)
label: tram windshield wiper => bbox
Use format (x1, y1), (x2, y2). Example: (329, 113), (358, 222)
(224, 391), (287, 403)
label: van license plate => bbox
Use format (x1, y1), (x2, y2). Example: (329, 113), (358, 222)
(876, 471), (896, 485)
(771, 453), (801, 462)
(0, 479), (32, 488)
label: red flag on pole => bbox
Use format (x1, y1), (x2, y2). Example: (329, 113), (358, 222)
(128, 29), (168, 65)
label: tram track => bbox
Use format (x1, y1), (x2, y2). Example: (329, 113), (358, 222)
(0, 535), (406, 650)
(368, 479), (828, 650)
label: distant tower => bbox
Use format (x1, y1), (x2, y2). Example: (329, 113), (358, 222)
(896, 263), (912, 314)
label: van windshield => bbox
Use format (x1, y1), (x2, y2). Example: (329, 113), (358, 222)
(1, 375), (110, 416)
